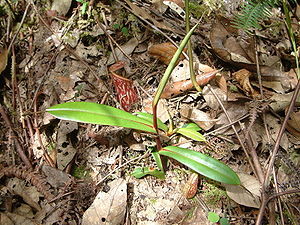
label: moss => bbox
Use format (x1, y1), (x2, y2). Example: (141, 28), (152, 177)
(202, 182), (228, 207)
(72, 165), (90, 179)
(189, 2), (207, 19)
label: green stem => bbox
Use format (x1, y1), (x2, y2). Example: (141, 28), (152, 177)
(152, 23), (198, 139)
(185, 0), (202, 92)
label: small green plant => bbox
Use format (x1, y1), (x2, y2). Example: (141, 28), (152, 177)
(47, 8), (240, 186)
(76, 0), (89, 15)
(113, 23), (129, 37)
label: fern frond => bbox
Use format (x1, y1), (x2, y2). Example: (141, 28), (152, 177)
(232, 0), (279, 34)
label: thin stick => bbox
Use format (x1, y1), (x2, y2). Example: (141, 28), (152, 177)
(117, 0), (189, 60)
(207, 85), (258, 179)
(0, 104), (32, 169)
(8, 3), (30, 53)
(256, 79), (300, 225)
(96, 149), (151, 185)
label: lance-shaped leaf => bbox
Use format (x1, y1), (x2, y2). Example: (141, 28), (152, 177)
(159, 146), (240, 185)
(175, 123), (206, 142)
(135, 112), (168, 132)
(47, 102), (156, 133)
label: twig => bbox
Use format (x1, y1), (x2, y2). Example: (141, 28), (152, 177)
(0, 104), (32, 169)
(29, 49), (59, 109)
(256, 79), (300, 225)
(272, 167), (285, 225)
(96, 149), (151, 185)
(100, 11), (118, 62)
(7, 3), (30, 53)
(204, 114), (250, 136)
(207, 85), (259, 180)
(116, 0), (189, 60)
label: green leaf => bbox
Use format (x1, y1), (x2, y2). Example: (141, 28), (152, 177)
(208, 212), (220, 223)
(158, 146), (240, 185)
(175, 123), (206, 142)
(152, 151), (164, 172)
(47, 102), (156, 133)
(131, 167), (165, 179)
(220, 217), (230, 225)
(135, 112), (168, 132)
(182, 123), (201, 131)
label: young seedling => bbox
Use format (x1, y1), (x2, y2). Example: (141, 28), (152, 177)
(46, 23), (240, 185)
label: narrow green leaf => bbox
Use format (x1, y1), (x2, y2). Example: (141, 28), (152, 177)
(175, 125), (206, 142)
(152, 151), (164, 172)
(159, 146), (240, 185)
(182, 123), (201, 131)
(132, 167), (165, 179)
(135, 112), (168, 132)
(47, 102), (156, 133)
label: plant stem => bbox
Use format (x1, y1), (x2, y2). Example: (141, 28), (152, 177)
(185, 0), (202, 92)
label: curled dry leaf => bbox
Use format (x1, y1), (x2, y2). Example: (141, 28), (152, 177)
(109, 62), (138, 112)
(233, 69), (259, 98)
(161, 70), (219, 99)
(148, 42), (185, 65)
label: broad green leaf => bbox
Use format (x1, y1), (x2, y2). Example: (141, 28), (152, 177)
(132, 167), (165, 179)
(47, 102), (156, 133)
(135, 112), (168, 132)
(219, 217), (230, 225)
(207, 212), (220, 223)
(175, 126), (206, 142)
(159, 146), (240, 185)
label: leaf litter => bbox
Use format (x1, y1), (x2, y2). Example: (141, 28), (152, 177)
(0, 0), (299, 224)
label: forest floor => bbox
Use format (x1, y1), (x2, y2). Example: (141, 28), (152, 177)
(0, 0), (299, 224)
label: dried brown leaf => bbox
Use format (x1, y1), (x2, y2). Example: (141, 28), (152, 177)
(148, 42), (185, 65)
(287, 111), (300, 139)
(0, 46), (8, 75)
(82, 178), (127, 225)
(161, 70), (218, 99)
(233, 69), (259, 98)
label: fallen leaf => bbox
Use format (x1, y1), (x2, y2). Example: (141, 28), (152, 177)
(270, 92), (300, 112)
(224, 173), (261, 208)
(51, 0), (72, 16)
(286, 111), (300, 140)
(164, 0), (184, 9)
(210, 15), (288, 82)
(82, 178), (127, 225)
(107, 37), (139, 65)
(215, 74), (227, 94)
(148, 42), (185, 65)
(143, 98), (170, 123)
(233, 69), (259, 98)
(180, 105), (216, 131)
(0, 46), (8, 75)
(161, 70), (218, 99)
(124, 0), (178, 33)
(181, 206), (210, 225)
